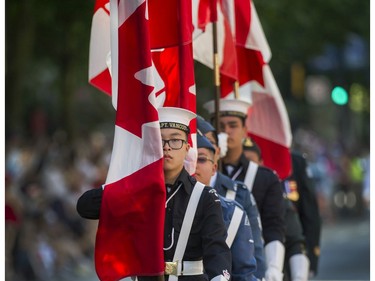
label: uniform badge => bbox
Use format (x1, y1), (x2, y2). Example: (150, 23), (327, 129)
(244, 215), (250, 226)
(285, 180), (299, 201)
(223, 269), (231, 280)
(314, 246), (321, 256)
(209, 188), (219, 198)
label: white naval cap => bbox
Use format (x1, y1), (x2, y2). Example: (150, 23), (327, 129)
(158, 107), (196, 133)
(203, 98), (252, 119)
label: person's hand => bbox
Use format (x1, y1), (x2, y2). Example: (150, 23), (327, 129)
(265, 266), (283, 281)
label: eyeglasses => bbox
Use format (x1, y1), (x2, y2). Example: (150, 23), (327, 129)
(162, 139), (187, 150)
(197, 156), (214, 164)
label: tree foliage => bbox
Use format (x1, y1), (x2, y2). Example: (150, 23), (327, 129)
(6, 0), (113, 140)
(254, 0), (370, 62)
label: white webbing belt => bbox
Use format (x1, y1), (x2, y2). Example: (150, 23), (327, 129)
(225, 189), (236, 200)
(211, 275), (229, 281)
(168, 181), (205, 281)
(243, 161), (259, 192)
(231, 167), (243, 181)
(225, 205), (243, 248)
(179, 260), (203, 275)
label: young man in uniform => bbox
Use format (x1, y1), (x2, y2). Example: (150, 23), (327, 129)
(195, 132), (257, 281)
(76, 107), (232, 281)
(243, 138), (310, 281)
(204, 99), (286, 281)
(197, 116), (266, 280)
(284, 151), (321, 278)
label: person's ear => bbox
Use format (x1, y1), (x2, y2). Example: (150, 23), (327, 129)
(242, 125), (248, 138)
(212, 162), (217, 175)
(215, 146), (221, 162)
(185, 142), (190, 152)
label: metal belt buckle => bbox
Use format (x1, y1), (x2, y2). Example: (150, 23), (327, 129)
(164, 261), (178, 275)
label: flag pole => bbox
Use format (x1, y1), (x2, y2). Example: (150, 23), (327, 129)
(212, 21), (220, 134)
(234, 80), (239, 99)
(212, 19), (223, 172)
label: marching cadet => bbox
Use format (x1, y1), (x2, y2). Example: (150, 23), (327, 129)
(243, 138), (310, 281)
(242, 137), (262, 166)
(284, 151), (321, 278)
(204, 99), (286, 281)
(76, 107), (232, 281)
(195, 132), (257, 281)
(197, 116), (266, 280)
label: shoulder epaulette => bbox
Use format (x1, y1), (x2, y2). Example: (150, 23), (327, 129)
(234, 181), (248, 190)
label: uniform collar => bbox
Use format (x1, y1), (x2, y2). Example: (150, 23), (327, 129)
(216, 171), (236, 191)
(223, 153), (249, 177)
(239, 153), (250, 168)
(171, 168), (196, 195)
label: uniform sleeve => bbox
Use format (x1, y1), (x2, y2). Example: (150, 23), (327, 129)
(293, 155), (322, 273)
(236, 186), (266, 279)
(258, 170), (286, 245)
(76, 187), (103, 219)
(201, 188), (232, 280)
(284, 198), (306, 260)
(231, 212), (258, 281)
(245, 193), (266, 279)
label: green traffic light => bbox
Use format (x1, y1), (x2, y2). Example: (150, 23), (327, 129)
(331, 86), (348, 105)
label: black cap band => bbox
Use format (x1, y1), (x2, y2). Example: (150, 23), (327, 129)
(215, 111), (247, 119)
(160, 122), (190, 133)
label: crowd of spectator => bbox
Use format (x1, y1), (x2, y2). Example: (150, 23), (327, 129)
(5, 130), (112, 281)
(293, 127), (370, 221)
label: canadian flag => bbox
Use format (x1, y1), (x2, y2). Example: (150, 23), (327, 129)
(88, 0), (197, 175)
(95, 1), (167, 280)
(193, 0), (292, 179)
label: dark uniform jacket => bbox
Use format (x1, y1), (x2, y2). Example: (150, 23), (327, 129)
(214, 172), (266, 280)
(222, 153), (286, 245)
(77, 168), (232, 281)
(284, 151), (321, 274)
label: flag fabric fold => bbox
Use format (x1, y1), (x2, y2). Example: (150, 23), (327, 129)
(150, 0), (197, 173)
(193, 0), (238, 82)
(95, 1), (166, 280)
(89, 0), (197, 175)
(246, 64), (293, 180)
(152, 44), (198, 174)
(88, 0), (112, 95)
(193, 0), (292, 179)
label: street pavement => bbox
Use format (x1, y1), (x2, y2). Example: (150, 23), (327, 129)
(311, 214), (370, 281)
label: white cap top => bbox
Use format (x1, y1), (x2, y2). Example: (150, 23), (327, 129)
(158, 107), (196, 133)
(203, 98), (252, 119)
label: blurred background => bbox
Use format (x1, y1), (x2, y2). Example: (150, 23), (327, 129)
(5, 0), (370, 280)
